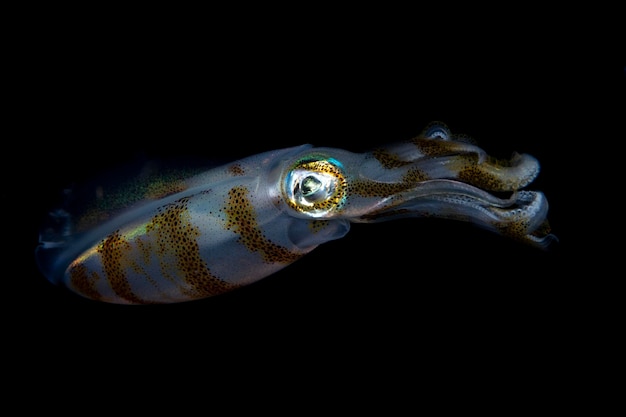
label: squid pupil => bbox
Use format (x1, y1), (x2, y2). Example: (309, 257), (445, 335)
(301, 176), (321, 197)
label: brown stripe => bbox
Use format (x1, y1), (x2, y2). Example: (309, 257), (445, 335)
(98, 230), (146, 304)
(350, 167), (429, 198)
(146, 197), (241, 300)
(68, 262), (103, 302)
(372, 148), (412, 169)
(224, 186), (302, 264)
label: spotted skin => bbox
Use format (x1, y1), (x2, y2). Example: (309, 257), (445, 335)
(68, 262), (101, 302)
(67, 197), (242, 304)
(96, 230), (140, 303)
(36, 123), (556, 304)
(223, 186), (303, 264)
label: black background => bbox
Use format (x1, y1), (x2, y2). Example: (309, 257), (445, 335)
(10, 10), (623, 410)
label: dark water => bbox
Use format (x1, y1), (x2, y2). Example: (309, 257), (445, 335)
(12, 32), (620, 405)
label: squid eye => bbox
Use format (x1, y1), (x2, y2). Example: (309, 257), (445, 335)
(282, 157), (347, 217)
(292, 171), (337, 207)
(299, 175), (327, 202)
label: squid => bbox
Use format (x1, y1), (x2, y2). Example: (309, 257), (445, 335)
(35, 122), (557, 304)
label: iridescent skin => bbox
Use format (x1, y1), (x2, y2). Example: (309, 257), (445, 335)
(35, 122), (557, 304)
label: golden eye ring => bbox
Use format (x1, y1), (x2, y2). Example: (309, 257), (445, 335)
(282, 157), (347, 217)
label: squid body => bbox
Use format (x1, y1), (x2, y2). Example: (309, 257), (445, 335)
(35, 122), (557, 304)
